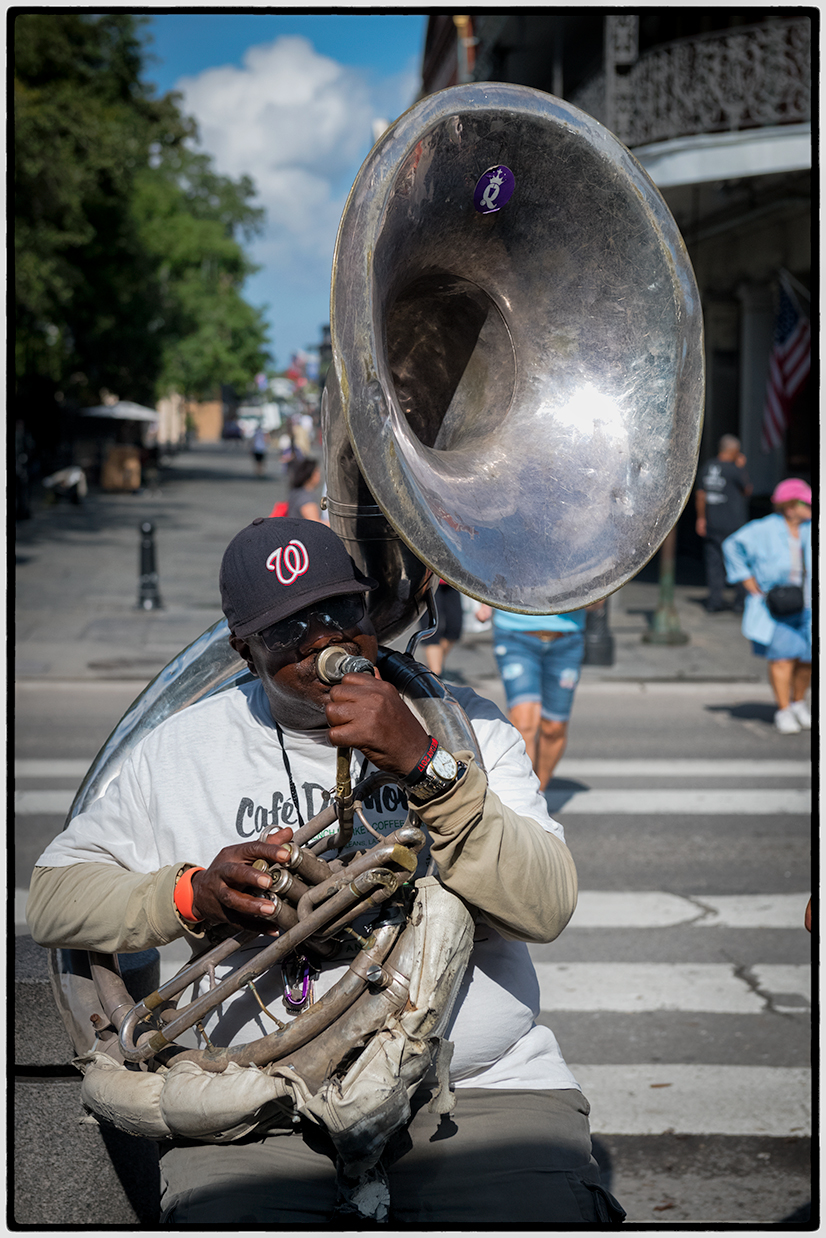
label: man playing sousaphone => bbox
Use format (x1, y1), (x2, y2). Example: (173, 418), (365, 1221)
(28, 517), (625, 1225)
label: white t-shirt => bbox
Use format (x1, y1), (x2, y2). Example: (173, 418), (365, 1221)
(39, 680), (580, 1092)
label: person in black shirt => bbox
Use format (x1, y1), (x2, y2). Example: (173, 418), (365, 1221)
(695, 435), (752, 612)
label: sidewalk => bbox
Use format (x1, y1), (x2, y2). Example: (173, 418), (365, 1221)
(15, 443), (760, 688)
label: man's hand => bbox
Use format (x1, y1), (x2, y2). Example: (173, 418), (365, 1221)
(324, 672), (430, 779)
(696, 516), (707, 538)
(190, 828), (294, 932)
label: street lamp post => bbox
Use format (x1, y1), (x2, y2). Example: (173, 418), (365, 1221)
(642, 526), (689, 645)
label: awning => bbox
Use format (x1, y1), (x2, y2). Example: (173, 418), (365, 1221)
(80, 401), (158, 422)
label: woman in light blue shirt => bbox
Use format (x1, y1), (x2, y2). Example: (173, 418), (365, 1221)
(723, 478), (811, 734)
(475, 605), (587, 786)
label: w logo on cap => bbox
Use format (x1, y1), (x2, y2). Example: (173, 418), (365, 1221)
(266, 540), (309, 585)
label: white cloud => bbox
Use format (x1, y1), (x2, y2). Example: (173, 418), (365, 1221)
(174, 35), (418, 361)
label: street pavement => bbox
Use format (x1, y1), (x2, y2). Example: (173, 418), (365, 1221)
(14, 443), (813, 1225)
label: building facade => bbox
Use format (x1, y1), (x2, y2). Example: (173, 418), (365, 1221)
(420, 13), (813, 501)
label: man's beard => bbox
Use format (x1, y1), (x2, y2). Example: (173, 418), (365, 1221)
(250, 643), (331, 732)
(259, 672), (329, 731)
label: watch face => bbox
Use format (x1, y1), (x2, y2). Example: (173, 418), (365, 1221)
(431, 747), (458, 781)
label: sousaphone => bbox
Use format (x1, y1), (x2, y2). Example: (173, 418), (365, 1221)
(45, 82), (703, 1135)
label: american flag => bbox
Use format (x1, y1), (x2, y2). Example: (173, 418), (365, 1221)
(760, 282), (811, 453)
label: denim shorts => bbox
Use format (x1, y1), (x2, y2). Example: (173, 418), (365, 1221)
(492, 628), (585, 721)
(752, 608), (812, 662)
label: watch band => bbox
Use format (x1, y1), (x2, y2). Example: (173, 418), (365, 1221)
(404, 736), (439, 788)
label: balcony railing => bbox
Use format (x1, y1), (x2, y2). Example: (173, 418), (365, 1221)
(570, 17), (810, 147)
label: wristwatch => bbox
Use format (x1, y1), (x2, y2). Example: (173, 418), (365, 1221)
(404, 742), (465, 804)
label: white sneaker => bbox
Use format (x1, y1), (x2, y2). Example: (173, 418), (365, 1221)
(775, 706), (802, 735)
(790, 700), (812, 730)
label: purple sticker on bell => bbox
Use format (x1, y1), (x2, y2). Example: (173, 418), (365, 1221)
(474, 165), (515, 214)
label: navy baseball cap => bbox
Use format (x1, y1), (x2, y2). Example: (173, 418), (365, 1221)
(220, 518), (377, 638)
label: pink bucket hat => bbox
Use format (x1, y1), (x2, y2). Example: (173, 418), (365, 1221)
(771, 478), (812, 506)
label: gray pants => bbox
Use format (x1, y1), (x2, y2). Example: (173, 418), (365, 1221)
(705, 532), (746, 609)
(159, 1086), (625, 1224)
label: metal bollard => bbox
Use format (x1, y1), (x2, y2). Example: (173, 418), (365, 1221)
(137, 521), (163, 610)
(583, 598), (616, 666)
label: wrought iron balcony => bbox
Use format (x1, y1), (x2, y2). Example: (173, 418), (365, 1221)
(570, 17), (810, 148)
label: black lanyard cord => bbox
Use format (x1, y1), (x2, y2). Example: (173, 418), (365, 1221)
(273, 719), (306, 830)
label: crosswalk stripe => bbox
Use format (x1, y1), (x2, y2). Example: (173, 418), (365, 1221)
(15, 759), (92, 779)
(571, 891), (810, 929)
(15, 758), (811, 783)
(16, 787), (812, 817)
(15, 887), (808, 933)
(568, 1065), (811, 1136)
(12, 758), (812, 780)
(559, 759), (810, 778)
(751, 965), (813, 1012)
(534, 962), (810, 1012)
(15, 790), (75, 815)
(698, 894), (812, 930)
(19, 786), (811, 817)
(545, 788), (810, 815)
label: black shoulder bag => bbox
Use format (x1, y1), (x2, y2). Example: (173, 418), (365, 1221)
(765, 585), (804, 618)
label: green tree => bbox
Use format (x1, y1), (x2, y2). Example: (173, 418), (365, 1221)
(132, 140), (269, 400)
(15, 14), (157, 398)
(13, 12), (270, 455)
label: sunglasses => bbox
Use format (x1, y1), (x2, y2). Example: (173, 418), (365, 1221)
(253, 594), (366, 655)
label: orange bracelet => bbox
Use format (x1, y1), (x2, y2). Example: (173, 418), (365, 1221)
(174, 866), (205, 923)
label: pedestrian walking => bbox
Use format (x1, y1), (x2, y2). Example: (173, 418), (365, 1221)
(277, 430), (295, 473)
(475, 604), (587, 787)
(285, 457), (324, 522)
(42, 465), (88, 505)
(421, 582), (464, 676)
(695, 435), (752, 612)
(251, 426), (268, 478)
(723, 477), (811, 734)
(290, 413), (313, 460)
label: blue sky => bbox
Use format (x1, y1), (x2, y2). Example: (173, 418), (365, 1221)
(141, 13), (428, 369)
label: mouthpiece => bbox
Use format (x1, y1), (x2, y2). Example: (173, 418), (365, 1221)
(316, 645), (375, 685)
